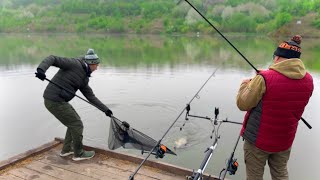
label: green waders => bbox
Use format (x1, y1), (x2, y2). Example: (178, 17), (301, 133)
(44, 98), (84, 156)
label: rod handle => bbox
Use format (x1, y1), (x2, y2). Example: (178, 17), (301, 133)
(301, 117), (312, 129)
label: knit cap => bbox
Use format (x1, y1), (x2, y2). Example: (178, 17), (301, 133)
(85, 48), (100, 64)
(274, 35), (302, 59)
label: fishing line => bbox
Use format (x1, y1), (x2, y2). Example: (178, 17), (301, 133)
(130, 0), (311, 179)
(180, 0), (312, 129)
(129, 64), (224, 180)
(179, 0), (258, 73)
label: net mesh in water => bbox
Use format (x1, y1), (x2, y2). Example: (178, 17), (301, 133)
(108, 116), (176, 156)
(108, 116), (157, 151)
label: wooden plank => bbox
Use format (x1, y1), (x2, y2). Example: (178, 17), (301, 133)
(0, 140), (61, 171)
(38, 148), (177, 180)
(0, 173), (23, 180)
(0, 138), (225, 180)
(25, 160), (98, 180)
(38, 153), (127, 179)
(97, 157), (184, 180)
(54, 137), (218, 179)
(6, 167), (58, 180)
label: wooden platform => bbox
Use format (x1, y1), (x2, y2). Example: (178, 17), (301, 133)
(0, 139), (220, 180)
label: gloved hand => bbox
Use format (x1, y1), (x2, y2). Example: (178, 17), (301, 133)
(105, 109), (113, 117)
(35, 68), (46, 81)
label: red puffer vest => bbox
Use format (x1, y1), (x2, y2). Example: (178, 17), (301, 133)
(241, 70), (313, 152)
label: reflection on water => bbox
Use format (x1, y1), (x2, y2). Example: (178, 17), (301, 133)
(1, 34), (320, 180)
(1, 33), (320, 71)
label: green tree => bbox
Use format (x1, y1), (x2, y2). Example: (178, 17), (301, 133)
(223, 12), (257, 32)
(274, 12), (292, 28)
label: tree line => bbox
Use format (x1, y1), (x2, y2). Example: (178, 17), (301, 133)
(0, 0), (319, 34)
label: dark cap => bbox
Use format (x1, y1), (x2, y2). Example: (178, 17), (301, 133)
(273, 35), (302, 59)
(85, 48), (100, 64)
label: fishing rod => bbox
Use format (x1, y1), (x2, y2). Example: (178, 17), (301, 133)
(183, 105), (242, 180)
(179, 0), (312, 129)
(219, 135), (241, 180)
(128, 64), (221, 180)
(178, 0), (258, 73)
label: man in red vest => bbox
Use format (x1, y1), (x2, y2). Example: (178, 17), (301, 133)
(236, 35), (314, 180)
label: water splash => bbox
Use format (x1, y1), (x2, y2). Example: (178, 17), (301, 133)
(174, 137), (189, 150)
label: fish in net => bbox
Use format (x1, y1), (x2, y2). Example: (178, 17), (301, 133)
(108, 116), (176, 158)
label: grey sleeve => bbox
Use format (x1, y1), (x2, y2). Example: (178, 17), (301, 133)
(37, 55), (77, 72)
(80, 84), (110, 112)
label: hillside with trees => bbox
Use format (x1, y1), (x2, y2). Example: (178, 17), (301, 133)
(0, 0), (319, 36)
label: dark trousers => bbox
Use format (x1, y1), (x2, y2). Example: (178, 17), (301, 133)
(44, 99), (84, 156)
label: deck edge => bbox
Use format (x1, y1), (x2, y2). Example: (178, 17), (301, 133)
(55, 137), (220, 180)
(0, 140), (61, 171)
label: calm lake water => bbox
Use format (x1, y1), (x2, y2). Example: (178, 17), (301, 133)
(1, 34), (319, 180)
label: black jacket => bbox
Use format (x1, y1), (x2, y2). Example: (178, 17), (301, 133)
(37, 55), (110, 112)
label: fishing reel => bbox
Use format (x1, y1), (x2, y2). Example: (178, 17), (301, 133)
(219, 158), (239, 179)
(186, 170), (213, 180)
(185, 170), (199, 180)
(141, 144), (168, 159)
(155, 144), (167, 158)
(227, 158), (238, 175)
